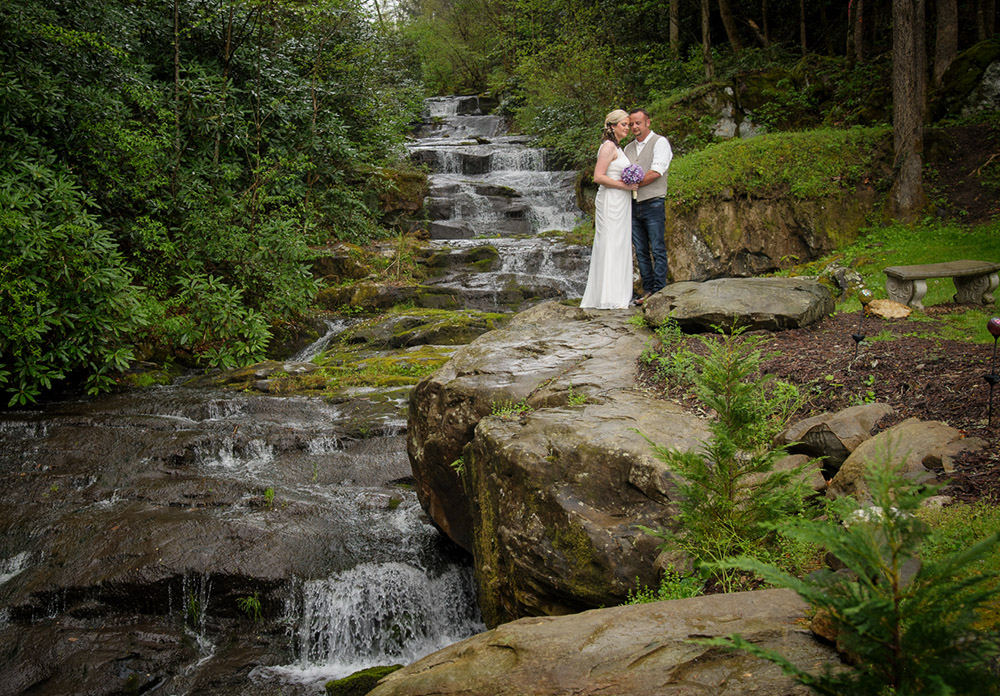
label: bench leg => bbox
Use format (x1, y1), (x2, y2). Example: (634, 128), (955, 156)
(954, 272), (999, 305)
(886, 277), (927, 308)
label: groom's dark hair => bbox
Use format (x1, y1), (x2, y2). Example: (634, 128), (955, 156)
(629, 108), (650, 118)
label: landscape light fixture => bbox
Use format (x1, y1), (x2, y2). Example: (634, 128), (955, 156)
(986, 317), (1000, 429)
(852, 288), (873, 360)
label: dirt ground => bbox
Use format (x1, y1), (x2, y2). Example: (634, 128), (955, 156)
(640, 308), (1000, 503)
(927, 123), (1000, 223)
(639, 122), (1000, 502)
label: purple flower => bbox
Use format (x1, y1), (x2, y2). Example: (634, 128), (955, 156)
(621, 164), (644, 185)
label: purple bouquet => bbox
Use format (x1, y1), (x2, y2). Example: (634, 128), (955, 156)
(621, 164), (644, 199)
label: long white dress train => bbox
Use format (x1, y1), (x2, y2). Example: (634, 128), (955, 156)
(580, 147), (633, 309)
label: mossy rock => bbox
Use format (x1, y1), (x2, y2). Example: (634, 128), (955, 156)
(338, 308), (508, 349)
(326, 665), (402, 696)
(417, 244), (500, 272)
(120, 367), (174, 389)
(315, 283), (419, 313)
(376, 167), (428, 215)
(931, 39), (1000, 120)
(309, 249), (370, 284)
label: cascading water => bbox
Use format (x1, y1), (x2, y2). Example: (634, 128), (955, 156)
(409, 96), (592, 309)
(0, 380), (483, 694)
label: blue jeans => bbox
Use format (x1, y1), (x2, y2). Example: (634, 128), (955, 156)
(632, 197), (668, 295)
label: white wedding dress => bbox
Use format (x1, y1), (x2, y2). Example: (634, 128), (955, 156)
(580, 146), (633, 309)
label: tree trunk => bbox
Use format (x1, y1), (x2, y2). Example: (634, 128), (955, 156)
(888, 0), (927, 221)
(933, 0), (958, 87)
(853, 0), (865, 63)
(172, 0), (181, 197)
(799, 0), (807, 54)
(820, 0), (834, 54)
(762, 0), (770, 44)
(717, 0), (742, 53)
(977, 0), (997, 38)
(702, 0), (715, 78)
(670, 0), (680, 60)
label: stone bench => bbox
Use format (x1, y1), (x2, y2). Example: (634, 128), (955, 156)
(883, 259), (1000, 309)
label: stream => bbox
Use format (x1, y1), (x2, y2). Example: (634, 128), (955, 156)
(0, 97), (584, 695)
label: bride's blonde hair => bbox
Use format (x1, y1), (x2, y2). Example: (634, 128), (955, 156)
(602, 109), (629, 142)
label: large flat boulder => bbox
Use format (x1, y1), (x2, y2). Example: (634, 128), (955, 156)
(407, 301), (711, 625)
(643, 277), (835, 332)
(407, 302), (649, 552)
(369, 588), (841, 696)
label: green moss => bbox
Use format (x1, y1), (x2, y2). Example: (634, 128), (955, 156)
(325, 665), (402, 696)
(931, 40), (1000, 119)
(667, 126), (892, 212)
(549, 520), (595, 575)
(122, 370), (173, 388)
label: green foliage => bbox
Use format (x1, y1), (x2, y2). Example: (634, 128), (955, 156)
(565, 384), (587, 407)
(490, 398), (532, 420)
(0, 0), (424, 399)
(625, 567), (703, 604)
(236, 592), (263, 623)
(640, 328), (811, 592)
(325, 665), (402, 696)
(186, 591), (202, 628)
(0, 148), (146, 405)
(639, 319), (699, 389)
(667, 127), (892, 211)
(706, 457), (1000, 696)
(918, 500), (1000, 627)
(263, 487), (275, 509)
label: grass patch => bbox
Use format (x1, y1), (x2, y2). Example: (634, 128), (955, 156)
(316, 346), (452, 392)
(795, 218), (1000, 343)
(667, 126), (891, 211)
(919, 500), (1000, 626)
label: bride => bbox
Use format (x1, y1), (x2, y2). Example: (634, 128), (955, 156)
(580, 109), (638, 309)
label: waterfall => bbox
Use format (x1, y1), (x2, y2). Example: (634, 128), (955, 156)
(410, 96), (591, 310)
(288, 561), (481, 678)
(408, 97), (583, 239)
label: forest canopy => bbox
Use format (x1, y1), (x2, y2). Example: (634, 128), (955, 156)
(398, 0), (996, 167)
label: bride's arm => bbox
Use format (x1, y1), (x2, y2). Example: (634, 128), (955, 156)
(592, 142), (635, 190)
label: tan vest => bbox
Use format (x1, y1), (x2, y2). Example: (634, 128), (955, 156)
(624, 133), (668, 202)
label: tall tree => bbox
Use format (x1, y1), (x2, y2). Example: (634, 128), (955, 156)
(799, 0), (806, 54)
(888, 0), (928, 220)
(717, 0), (743, 54)
(933, 0), (958, 87)
(852, 0), (865, 63)
(670, 0), (680, 59)
(702, 0), (715, 78)
(976, 0), (997, 39)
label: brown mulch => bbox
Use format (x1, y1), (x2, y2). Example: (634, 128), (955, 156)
(638, 308), (1000, 503)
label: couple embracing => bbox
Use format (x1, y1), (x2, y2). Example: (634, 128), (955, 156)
(580, 108), (673, 310)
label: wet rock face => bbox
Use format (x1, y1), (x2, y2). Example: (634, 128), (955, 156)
(0, 388), (476, 695)
(407, 301), (711, 626)
(664, 192), (876, 281)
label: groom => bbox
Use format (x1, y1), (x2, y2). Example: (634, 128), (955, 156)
(624, 108), (673, 304)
